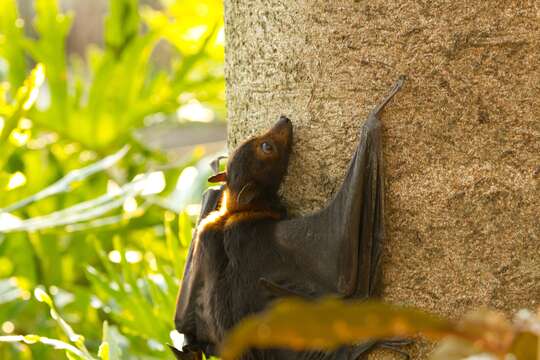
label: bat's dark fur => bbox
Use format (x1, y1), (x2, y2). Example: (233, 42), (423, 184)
(172, 77), (407, 360)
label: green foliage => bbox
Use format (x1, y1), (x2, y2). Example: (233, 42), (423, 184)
(0, 288), (122, 359)
(0, 0), (224, 359)
(22, 0), (222, 151)
(0, 0), (27, 89)
(221, 298), (540, 360)
(0, 63), (45, 171)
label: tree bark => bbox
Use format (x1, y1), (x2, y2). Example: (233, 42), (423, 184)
(224, 1), (539, 358)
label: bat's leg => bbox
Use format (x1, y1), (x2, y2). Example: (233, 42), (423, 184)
(349, 338), (411, 360)
(259, 278), (314, 299)
(374, 338), (413, 360)
(376, 345), (410, 360)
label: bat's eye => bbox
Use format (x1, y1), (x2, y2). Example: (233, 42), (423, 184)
(260, 142), (274, 154)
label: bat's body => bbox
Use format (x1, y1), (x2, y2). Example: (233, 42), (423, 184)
(172, 78), (406, 360)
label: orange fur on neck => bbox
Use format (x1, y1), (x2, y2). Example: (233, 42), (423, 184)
(197, 188), (281, 234)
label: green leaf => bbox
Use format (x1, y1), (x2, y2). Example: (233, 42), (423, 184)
(0, 0), (27, 89)
(0, 63), (45, 143)
(97, 342), (109, 360)
(179, 211), (192, 248)
(34, 287), (53, 307)
(0, 63), (45, 175)
(104, 0), (140, 56)
(164, 212), (182, 276)
(98, 321), (122, 360)
(23, 334), (40, 344)
(39, 337), (88, 359)
(0, 145), (129, 213)
(0, 335), (88, 359)
(28, 0), (73, 126)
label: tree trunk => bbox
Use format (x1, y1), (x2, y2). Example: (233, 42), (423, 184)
(224, 1), (539, 358)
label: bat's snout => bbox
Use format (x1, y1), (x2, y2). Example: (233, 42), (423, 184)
(269, 115), (293, 144)
(277, 115), (291, 126)
(274, 115), (292, 130)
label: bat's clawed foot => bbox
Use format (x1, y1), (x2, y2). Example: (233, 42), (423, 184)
(258, 278), (313, 299)
(375, 338), (413, 360)
(370, 75), (406, 118)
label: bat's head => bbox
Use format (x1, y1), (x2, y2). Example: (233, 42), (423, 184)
(208, 116), (293, 209)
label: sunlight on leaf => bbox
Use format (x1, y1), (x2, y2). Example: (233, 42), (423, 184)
(169, 329), (185, 350)
(133, 171), (166, 195)
(23, 335), (40, 344)
(0, 62), (45, 172)
(0, 335), (87, 359)
(220, 299), (453, 360)
(34, 287), (53, 307)
(122, 197), (138, 213)
(6, 171), (26, 190)
(97, 342), (109, 360)
(8, 128), (30, 146)
(22, 63), (45, 110)
(0, 278), (24, 304)
(99, 321), (123, 360)
(108, 250), (142, 264)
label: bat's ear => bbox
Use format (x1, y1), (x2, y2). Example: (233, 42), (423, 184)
(207, 171), (227, 183)
(237, 182), (258, 206)
(209, 155), (227, 174)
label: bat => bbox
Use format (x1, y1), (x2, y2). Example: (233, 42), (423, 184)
(171, 77), (407, 359)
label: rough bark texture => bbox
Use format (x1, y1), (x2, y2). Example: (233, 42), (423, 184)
(224, 1), (539, 358)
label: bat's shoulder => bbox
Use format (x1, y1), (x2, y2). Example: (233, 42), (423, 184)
(194, 186), (229, 234)
(196, 208), (282, 239)
(224, 210), (283, 229)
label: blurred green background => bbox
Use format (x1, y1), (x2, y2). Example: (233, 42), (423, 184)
(0, 0), (225, 358)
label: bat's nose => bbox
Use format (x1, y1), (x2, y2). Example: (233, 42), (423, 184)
(278, 115), (291, 124)
(273, 115), (292, 132)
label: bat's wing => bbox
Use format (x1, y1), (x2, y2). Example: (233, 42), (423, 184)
(271, 77), (404, 299)
(173, 186), (224, 358)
